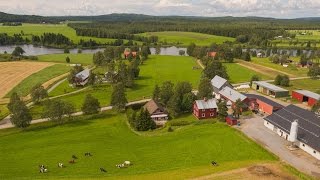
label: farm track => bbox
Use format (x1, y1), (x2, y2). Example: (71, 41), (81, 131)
(237, 60), (296, 78)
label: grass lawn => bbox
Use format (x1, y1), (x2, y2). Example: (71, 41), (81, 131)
(0, 112), (276, 179)
(38, 53), (94, 65)
(7, 64), (70, 97)
(0, 104), (9, 120)
(284, 79), (320, 93)
(224, 63), (271, 83)
(48, 80), (81, 97)
(0, 23), (124, 44)
(251, 57), (309, 77)
(139, 31), (235, 46)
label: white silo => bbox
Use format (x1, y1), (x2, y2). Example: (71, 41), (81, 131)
(288, 120), (299, 143)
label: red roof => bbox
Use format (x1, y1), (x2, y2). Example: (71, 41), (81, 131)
(124, 51), (137, 57)
(208, 52), (217, 57)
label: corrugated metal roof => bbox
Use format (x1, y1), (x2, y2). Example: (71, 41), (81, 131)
(264, 105), (320, 152)
(75, 69), (90, 80)
(219, 86), (247, 102)
(245, 94), (284, 108)
(211, 75), (228, 89)
(195, 99), (217, 109)
(294, 90), (320, 100)
(253, 81), (288, 92)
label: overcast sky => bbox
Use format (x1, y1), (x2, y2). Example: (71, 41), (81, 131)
(0, 0), (320, 18)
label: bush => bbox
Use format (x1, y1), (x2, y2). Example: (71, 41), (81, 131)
(168, 126), (174, 132)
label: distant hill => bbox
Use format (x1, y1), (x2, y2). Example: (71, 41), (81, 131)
(1, 11), (320, 24)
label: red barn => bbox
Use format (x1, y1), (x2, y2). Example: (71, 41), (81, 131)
(193, 99), (218, 119)
(207, 51), (217, 58)
(226, 116), (238, 126)
(292, 90), (320, 106)
(246, 94), (284, 115)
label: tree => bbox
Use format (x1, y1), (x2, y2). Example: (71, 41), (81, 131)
(308, 65), (320, 79)
(250, 75), (260, 87)
(7, 92), (32, 128)
(187, 43), (196, 56)
(30, 84), (48, 103)
(312, 102), (320, 115)
(81, 94), (100, 115)
(152, 84), (161, 101)
(135, 108), (156, 131)
(300, 53), (308, 67)
(197, 78), (213, 99)
(242, 51), (251, 61)
(159, 81), (174, 106)
(141, 46), (150, 59)
(64, 48), (70, 54)
(217, 101), (228, 121)
(233, 45), (243, 58)
(203, 61), (229, 80)
(42, 100), (75, 124)
(93, 51), (105, 66)
(233, 99), (245, 119)
(179, 50), (186, 56)
(274, 75), (282, 85)
(110, 82), (128, 111)
(181, 92), (196, 113)
(66, 56), (70, 63)
(280, 75), (290, 87)
(11, 46), (25, 56)
(155, 45), (161, 55)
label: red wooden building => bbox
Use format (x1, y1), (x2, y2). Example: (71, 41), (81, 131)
(193, 99), (217, 119)
(292, 90), (320, 106)
(246, 94), (284, 115)
(207, 51), (217, 58)
(124, 51), (137, 59)
(226, 116), (238, 126)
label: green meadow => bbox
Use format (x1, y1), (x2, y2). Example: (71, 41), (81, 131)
(0, 112), (276, 179)
(140, 31), (235, 46)
(0, 23), (120, 44)
(38, 53), (94, 65)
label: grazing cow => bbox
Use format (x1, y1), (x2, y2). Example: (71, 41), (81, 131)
(72, 155), (78, 159)
(39, 165), (48, 173)
(69, 159), (75, 164)
(116, 164), (125, 168)
(85, 152), (92, 157)
(124, 161), (131, 166)
(100, 168), (107, 173)
(211, 161), (218, 166)
(58, 163), (64, 168)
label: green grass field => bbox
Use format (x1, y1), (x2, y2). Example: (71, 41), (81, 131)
(284, 79), (320, 93)
(38, 53), (94, 65)
(251, 57), (309, 77)
(7, 64), (70, 97)
(225, 63), (271, 83)
(0, 112), (276, 179)
(140, 31), (235, 46)
(0, 23), (122, 44)
(0, 104), (9, 120)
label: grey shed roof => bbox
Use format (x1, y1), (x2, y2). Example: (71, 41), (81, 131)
(264, 105), (320, 152)
(75, 69), (90, 80)
(195, 99), (217, 109)
(219, 86), (247, 102)
(294, 90), (320, 100)
(253, 81), (288, 92)
(211, 75), (228, 90)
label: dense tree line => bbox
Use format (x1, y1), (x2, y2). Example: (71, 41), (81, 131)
(32, 33), (72, 46)
(0, 33), (26, 45)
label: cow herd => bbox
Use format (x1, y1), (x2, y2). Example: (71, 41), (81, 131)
(38, 152), (133, 174)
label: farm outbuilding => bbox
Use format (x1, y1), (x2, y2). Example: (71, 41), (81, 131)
(219, 86), (248, 107)
(292, 90), (320, 106)
(211, 75), (232, 95)
(246, 94), (284, 115)
(264, 105), (320, 160)
(193, 98), (218, 119)
(74, 69), (90, 86)
(226, 115), (238, 126)
(144, 100), (169, 126)
(252, 81), (289, 98)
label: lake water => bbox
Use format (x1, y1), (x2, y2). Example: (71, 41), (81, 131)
(0, 45), (188, 56)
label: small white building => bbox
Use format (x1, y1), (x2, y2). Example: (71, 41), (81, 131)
(264, 105), (320, 160)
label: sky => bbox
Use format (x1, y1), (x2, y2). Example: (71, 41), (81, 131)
(0, 0), (320, 18)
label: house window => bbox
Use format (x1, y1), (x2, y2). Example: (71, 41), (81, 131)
(314, 150), (317, 154)
(302, 144), (305, 147)
(202, 109), (205, 112)
(210, 113), (214, 117)
(202, 113), (205, 117)
(267, 122), (269, 124)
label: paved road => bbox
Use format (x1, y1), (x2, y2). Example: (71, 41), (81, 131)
(238, 116), (320, 177)
(0, 99), (151, 130)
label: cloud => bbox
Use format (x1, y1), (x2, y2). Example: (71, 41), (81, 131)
(0, 0), (320, 18)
